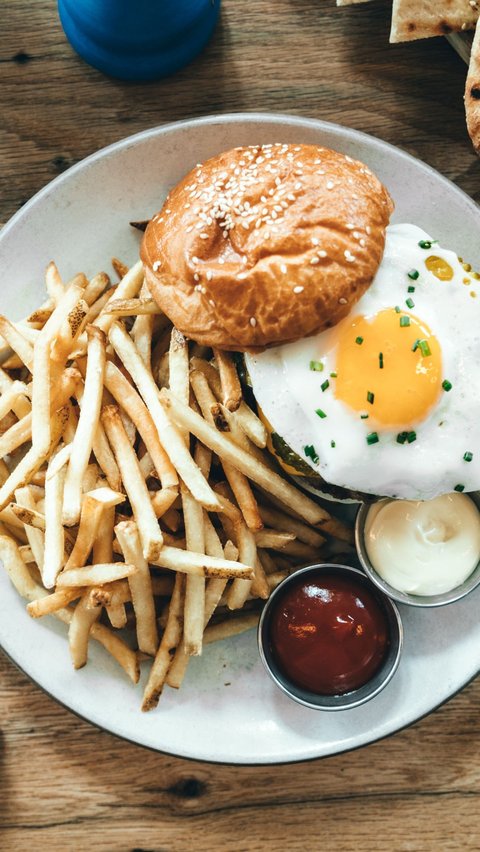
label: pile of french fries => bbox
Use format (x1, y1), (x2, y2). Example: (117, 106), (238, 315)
(0, 256), (353, 711)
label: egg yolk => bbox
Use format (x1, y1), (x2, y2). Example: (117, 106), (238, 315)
(334, 308), (442, 428)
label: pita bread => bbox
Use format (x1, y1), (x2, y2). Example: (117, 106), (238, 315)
(466, 18), (480, 153)
(390, 0), (478, 43)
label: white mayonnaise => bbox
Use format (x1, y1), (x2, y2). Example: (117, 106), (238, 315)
(364, 493), (480, 595)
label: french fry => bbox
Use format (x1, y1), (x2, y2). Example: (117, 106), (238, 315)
(9, 502), (45, 531)
(182, 484), (205, 656)
(150, 545), (254, 579)
(104, 361), (178, 489)
(0, 366), (31, 419)
(190, 356), (267, 447)
(0, 381), (30, 422)
(261, 490), (354, 544)
(69, 592), (102, 668)
(93, 259), (144, 335)
(14, 486), (45, 574)
(105, 297), (161, 316)
(258, 503), (326, 548)
(0, 316), (34, 370)
(213, 348), (242, 412)
(0, 404), (69, 511)
(101, 405), (163, 561)
(90, 622), (140, 683)
(32, 283), (85, 453)
(111, 258), (129, 280)
(166, 513), (229, 689)
(0, 533), (45, 602)
(57, 561), (137, 588)
(227, 523), (259, 609)
(203, 611), (260, 644)
(45, 261), (65, 304)
(142, 573), (185, 711)
(105, 599), (128, 629)
(92, 420), (122, 491)
(83, 272), (111, 307)
(109, 322), (219, 509)
(116, 520), (158, 656)
(63, 326), (106, 526)
(255, 530), (296, 550)
(160, 389), (329, 526)
(27, 587), (82, 617)
(190, 370), (263, 531)
(150, 487), (179, 519)
(92, 504), (115, 563)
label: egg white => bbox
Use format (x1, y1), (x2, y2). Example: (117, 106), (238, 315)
(246, 223), (480, 500)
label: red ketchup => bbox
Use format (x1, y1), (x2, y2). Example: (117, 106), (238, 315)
(269, 572), (389, 695)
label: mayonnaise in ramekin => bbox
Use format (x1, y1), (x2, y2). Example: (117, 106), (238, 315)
(364, 493), (480, 596)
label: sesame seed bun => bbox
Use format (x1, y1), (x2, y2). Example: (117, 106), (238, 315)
(141, 143), (394, 351)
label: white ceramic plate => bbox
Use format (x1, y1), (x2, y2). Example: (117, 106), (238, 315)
(1, 114), (479, 764)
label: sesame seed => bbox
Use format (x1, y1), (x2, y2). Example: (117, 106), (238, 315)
(200, 233), (209, 239)
(359, 238), (366, 247)
(192, 256), (200, 264)
(238, 272), (248, 280)
(339, 297), (348, 305)
(366, 226), (371, 235)
(294, 182), (302, 190)
(209, 299), (216, 307)
(311, 237), (319, 246)
(250, 316), (257, 327)
(326, 181), (334, 190)
(293, 286), (304, 294)
(318, 250), (327, 258)
(194, 273), (200, 282)
(186, 226), (193, 233)
(344, 250), (356, 263)
(153, 261), (161, 271)
(206, 270), (213, 281)
(280, 264), (288, 274)
(310, 257), (320, 266)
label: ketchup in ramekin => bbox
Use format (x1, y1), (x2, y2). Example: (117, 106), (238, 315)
(270, 572), (388, 695)
(258, 564), (403, 710)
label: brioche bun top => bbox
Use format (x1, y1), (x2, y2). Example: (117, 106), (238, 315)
(141, 143), (394, 351)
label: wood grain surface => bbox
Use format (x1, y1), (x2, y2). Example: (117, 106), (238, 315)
(1, 1), (479, 849)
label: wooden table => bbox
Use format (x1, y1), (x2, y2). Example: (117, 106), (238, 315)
(1, 1), (479, 849)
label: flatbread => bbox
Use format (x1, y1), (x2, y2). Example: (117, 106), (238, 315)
(390, 0), (478, 43)
(466, 18), (480, 153)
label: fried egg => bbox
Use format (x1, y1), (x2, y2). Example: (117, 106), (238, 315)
(246, 223), (480, 500)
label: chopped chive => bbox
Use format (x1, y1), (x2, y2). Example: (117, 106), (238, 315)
(366, 432), (379, 445)
(355, 336), (364, 345)
(367, 390), (375, 404)
(418, 239), (432, 249)
(330, 371), (337, 378)
(400, 315), (410, 327)
(463, 451), (473, 462)
(408, 269), (420, 280)
(395, 306), (401, 313)
(408, 285), (416, 293)
(412, 339), (420, 352)
(304, 444), (319, 464)
(379, 352), (384, 369)
(309, 360), (324, 372)
(396, 431), (408, 444)
(406, 297), (415, 309)
(321, 379), (330, 392)
(360, 413), (369, 419)
(407, 431), (417, 443)
(419, 339), (431, 357)
(315, 408), (327, 419)
(442, 379), (452, 392)
(330, 440), (336, 448)
(454, 484), (465, 492)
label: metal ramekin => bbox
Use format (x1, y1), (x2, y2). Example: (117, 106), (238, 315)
(355, 493), (480, 608)
(258, 563), (403, 711)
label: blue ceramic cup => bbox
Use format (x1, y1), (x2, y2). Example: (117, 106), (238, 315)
(58, 0), (221, 81)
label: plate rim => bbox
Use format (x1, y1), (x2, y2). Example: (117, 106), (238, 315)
(1, 111), (479, 764)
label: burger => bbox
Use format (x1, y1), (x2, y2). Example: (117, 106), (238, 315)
(141, 143), (480, 502)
